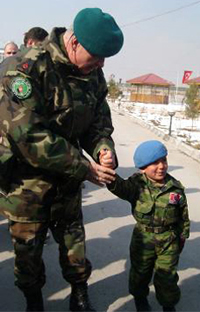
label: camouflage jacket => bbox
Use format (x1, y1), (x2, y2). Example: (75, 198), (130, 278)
(0, 27), (116, 191)
(107, 172), (190, 238)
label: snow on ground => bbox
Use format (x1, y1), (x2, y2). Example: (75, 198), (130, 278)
(110, 100), (200, 150)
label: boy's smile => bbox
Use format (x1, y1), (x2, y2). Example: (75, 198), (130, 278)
(141, 157), (168, 183)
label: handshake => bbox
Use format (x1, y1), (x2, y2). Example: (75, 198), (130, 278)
(86, 149), (116, 186)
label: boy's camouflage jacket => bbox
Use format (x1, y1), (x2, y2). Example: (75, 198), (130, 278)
(108, 172), (190, 239)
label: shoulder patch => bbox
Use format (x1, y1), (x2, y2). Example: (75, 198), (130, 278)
(11, 77), (32, 99)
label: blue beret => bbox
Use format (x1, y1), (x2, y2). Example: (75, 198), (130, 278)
(133, 140), (168, 168)
(73, 8), (124, 57)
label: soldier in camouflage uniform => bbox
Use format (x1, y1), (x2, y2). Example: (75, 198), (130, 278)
(3, 41), (19, 58)
(107, 140), (190, 312)
(23, 27), (48, 48)
(0, 8), (123, 312)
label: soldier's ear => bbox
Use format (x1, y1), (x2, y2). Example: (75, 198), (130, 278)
(71, 37), (78, 50)
(27, 38), (34, 47)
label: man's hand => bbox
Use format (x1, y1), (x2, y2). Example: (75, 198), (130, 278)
(99, 149), (116, 169)
(179, 236), (186, 253)
(86, 162), (116, 187)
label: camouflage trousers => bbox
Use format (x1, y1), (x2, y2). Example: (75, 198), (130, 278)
(9, 188), (92, 294)
(129, 223), (181, 307)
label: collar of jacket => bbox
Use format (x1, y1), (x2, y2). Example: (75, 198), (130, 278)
(141, 172), (184, 191)
(43, 27), (96, 80)
(43, 27), (74, 66)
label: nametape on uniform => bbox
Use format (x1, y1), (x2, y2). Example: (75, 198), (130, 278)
(11, 77), (32, 99)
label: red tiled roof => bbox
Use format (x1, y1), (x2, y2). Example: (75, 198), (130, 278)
(186, 76), (200, 84)
(126, 73), (174, 86)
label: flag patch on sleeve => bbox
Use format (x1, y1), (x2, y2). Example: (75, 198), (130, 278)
(169, 192), (181, 204)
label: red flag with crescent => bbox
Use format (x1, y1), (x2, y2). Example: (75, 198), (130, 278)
(182, 70), (193, 83)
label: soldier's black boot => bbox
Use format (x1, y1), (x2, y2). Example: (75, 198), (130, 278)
(134, 297), (151, 312)
(23, 289), (44, 312)
(69, 282), (95, 311)
(163, 306), (176, 312)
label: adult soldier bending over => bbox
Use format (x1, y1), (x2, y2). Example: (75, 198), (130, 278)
(0, 8), (123, 312)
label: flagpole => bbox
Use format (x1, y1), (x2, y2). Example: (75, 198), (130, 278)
(175, 71), (179, 104)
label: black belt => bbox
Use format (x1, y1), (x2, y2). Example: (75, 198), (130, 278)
(137, 223), (175, 234)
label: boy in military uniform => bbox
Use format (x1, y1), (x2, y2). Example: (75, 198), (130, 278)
(107, 140), (190, 312)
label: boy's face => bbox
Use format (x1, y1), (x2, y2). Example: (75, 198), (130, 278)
(141, 156), (168, 183)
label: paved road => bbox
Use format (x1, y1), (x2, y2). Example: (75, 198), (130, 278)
(0, 108), (200, 311)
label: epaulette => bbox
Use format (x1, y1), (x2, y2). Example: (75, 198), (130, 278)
(172, 177), (185, 190)
(131, 172), (142, 181)
(16, 47), (46, 75)
(16, 59), (35, 75)
(165, 173), (185, 190)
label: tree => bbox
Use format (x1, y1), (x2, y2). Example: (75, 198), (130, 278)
(185, 83), (200, 128)
(107, 77), (122, 101)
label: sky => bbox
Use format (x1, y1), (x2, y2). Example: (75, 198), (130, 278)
(2, 0), (200, 86)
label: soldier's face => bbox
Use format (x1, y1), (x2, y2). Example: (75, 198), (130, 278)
(4, 44), (18, 58)
(141, 157), (168, 183)
(74, 43), (105, 74)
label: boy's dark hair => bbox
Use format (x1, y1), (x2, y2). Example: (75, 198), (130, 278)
(24, 27), (48, 46)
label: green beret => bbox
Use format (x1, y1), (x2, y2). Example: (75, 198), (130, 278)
(73, 8), (124, 57)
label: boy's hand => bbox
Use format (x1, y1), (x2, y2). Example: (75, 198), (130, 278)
(99, 149), (116, 169)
